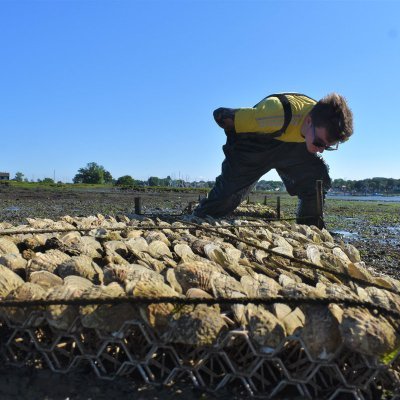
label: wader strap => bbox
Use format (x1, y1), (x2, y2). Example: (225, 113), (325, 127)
(252, 92), (316, 138)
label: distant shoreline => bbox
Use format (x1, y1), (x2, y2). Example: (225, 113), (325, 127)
(327, 194), (400, 202)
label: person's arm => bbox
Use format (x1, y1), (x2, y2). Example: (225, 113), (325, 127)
(234, 97), (285, 134)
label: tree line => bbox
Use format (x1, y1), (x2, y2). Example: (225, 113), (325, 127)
(9, 164), (400, 194)
(331, 178), (400, 194)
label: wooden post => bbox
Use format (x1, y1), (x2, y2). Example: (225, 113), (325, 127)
(316, 180), (323, 227)
(198, 194), (202, 202)
(247, 196), (250, 204)
(134, 197), (142, 215)
(276, 196), (281, 219)
(263, 195), (267, 205)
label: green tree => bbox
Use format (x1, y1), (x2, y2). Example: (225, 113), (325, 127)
(116, 175), (135, 186)
(73, 162), (112, 184)
(148, 176), (160, 186)
(14, 172), (24, 182)
(40, 178), (55, 184)
(104, 170), (114, 184)
(159, 175), (172, 187)
(386, 178), (395, 193)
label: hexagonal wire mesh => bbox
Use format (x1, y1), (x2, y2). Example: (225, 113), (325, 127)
(0, 217), (399, 399)
(0, 309), (399, 399)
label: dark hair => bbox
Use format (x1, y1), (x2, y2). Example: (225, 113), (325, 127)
(310, 93), (354, 142)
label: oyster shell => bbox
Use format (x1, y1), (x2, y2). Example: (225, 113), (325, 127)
(240, 273), (282, 298)
(0, 264), (25, 298)
(173, 243), (199, 262)
(26, 249), (71, 276)
(148, 240), (173, 259)
(0, 254), (27, 276)
(55, 255), (104, 284)
(145, 230), (171, 246)
(330, 305), (400, 356)
(0, 237), (20, 256)
(245, 304), (286, 349)
(80, 282), (137, 332)
(5, 282), (47, 325)
(300, 305), (341, 359)
(281, 307), (305, 335)
(164, 304), (227, 346)
(125, 237), (149, 254)
(342, 243), (361, 263)
(29, 270), (63, 290)
(129, 278), (181, 333)
(174, 261), (223, 294)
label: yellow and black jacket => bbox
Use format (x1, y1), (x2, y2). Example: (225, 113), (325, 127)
(234, 93), (316, 143)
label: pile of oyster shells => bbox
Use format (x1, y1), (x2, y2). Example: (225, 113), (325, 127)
(234, 203), (277, 217)
(0, 210), (399, 361)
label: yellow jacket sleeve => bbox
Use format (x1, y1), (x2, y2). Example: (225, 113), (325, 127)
(234, 97), (285, 134)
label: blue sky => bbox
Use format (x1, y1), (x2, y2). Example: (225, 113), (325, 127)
(1, 0), (399, 183)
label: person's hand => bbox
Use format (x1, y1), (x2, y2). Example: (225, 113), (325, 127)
(213, 108), (236, 133)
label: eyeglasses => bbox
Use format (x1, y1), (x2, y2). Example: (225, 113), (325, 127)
(312, 125), (339, 151)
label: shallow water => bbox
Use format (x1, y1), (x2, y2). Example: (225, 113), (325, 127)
(387, 225), (400, 233)
(3, 206), (20, 211)
(327, 194), (400, 202)
(331, 229), (359, 238)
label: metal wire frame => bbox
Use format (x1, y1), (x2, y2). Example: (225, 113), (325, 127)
(0, 310), (399, 399)
(1, 215), (399, 397)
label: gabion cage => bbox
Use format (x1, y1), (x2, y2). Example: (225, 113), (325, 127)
(1, 308), (399, 400)
(1, 211), (400, 399)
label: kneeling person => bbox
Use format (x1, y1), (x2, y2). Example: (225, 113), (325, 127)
(194, 92), (354, 228)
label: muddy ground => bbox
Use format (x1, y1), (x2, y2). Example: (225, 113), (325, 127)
(0, 186), (399, 400)
(0, 365), (225, 400)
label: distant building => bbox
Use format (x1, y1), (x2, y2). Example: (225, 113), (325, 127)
(0, 172), (10, 181)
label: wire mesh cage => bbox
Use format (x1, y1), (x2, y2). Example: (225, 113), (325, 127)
(0, 307), (399, 399)
(0, 211), (400, 399)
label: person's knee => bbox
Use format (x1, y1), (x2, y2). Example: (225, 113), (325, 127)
(282, 160), (331, 197)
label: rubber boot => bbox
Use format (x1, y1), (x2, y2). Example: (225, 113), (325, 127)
(296, 196), (325, 229)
